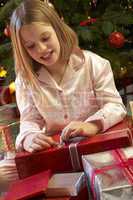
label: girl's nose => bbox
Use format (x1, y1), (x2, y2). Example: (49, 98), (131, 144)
(36, 42), (47, 53)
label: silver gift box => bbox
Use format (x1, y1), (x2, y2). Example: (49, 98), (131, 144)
(45, 172), (85, 197)
(82, 147), (133, 200)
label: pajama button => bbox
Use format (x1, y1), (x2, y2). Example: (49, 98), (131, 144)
(64, 114), (68, 119)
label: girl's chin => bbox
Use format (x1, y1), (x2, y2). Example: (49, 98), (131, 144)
(43, 60), (60, 68)
(41, 56), (59, 68)
(42, 59), (57, 67)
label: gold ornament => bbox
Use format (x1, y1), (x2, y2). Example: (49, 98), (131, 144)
(9, 81), (15, 94)
(0, 67), (7, 78)
(119, 67), (127, 78)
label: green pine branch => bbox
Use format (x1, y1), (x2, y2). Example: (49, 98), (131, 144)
(0, 0), (21, 25)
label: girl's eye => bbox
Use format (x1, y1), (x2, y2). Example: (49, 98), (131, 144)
(42, 36), (50, 42)
(26, 44), (35, 49)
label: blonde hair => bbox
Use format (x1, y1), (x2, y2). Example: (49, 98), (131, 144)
(10, 0), (79, 97)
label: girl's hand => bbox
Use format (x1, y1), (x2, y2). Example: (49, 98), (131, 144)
(24, 132), (58, 153)
(61, 121), (102, 142)
(0, 160), (18, 182)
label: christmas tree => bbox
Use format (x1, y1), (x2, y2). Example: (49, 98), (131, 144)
(0, 0), (133, 101)
(0, 0), (21, 85)
(52, 0), (133, 81)
(0, 0), (20, 105)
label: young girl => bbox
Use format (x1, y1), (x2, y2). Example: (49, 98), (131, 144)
(10, 0), (126, 153)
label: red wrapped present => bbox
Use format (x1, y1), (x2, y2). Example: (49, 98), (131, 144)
(5, 171), (88, 200)
(4, 170), (52, 200)
(35, 186), (89, 200)
(15, 119), (133, 179)
(82, 146), (133, 200)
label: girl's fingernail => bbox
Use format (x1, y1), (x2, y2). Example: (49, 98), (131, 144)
(28, 148), (34, 153)
(52, 142), (59, 146)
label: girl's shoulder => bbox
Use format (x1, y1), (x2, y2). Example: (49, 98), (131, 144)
(82, 50), (108, 65)
(81, 50), (111, 76)
(69, 48), (107, 70)
(15, 74), (28, 89)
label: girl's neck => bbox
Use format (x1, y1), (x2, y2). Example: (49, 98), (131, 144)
(45, 59), (68, 76)
(44, 61), (68, 85)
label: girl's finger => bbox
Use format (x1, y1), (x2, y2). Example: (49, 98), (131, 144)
(2, 171), (18, 177)
(61, 127), (75, 142)
(28, 147), (34, 153)
(31, 141), (51, 151)
(30, 143), (42, 152)
(4, 174), (19, 181)
(2, 173), (18, 179)
(37, 134), (57, 146)
(0, 164), (17, 170)
(69, 128), (82, 138)
(33, 137), (53, 147)
(0, 168), (17, 174)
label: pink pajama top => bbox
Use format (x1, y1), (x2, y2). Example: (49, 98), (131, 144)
(15, 50), (126, 150)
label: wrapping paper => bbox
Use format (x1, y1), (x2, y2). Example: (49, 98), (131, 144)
(0, 125), (15, 152)
(15, 119), (133, 179)
(0, 121), (19, 154)
(45, 172), (85, 197)
(82, 146), (133, 200)
(4, 170), (52, 200)
(4, 172), (88, 200)
(0, 121), (19, 196)
(28, 185), (89, 200)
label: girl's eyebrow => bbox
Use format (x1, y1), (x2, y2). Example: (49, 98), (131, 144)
(22, 31), (50, 44)
(22, 39), (34, 45)
(40, 31), (50, 37)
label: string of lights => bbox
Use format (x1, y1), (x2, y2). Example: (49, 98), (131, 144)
(0, 0), (8, 7)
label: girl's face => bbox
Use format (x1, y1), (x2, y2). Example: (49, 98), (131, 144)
(20, 23), (61, 69)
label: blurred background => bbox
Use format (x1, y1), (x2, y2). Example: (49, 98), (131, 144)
(0, 0), (133, 107)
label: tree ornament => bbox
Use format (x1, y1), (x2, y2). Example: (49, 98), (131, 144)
(92, 0), (98, 7)
(4, 25), (10, 37)
(0, 67), (7, 86)
(9, 81), (15, 94)
(109, 32), (125, 48)
(119, 67), (127, 78)
(80, 17), (97, 26)
(0, 67), (7, 78)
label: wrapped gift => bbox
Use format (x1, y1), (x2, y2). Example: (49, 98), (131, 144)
(0, 103), (19, 122)
(0, 121), (20, 194)
(45, 172), (85, 197)
(0, 125), (15, 152)
(82, 146), (133, 200)
(5, 171), (88, 200)
(0, 103), (20, 156)
(4, 170), (52, 200)
(0, 121), (19, 155)
(0, 156), (18, 196)
(15, 119), (133, 179)
(30, 186), (89, 200)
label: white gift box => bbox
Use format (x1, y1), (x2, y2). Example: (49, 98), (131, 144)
(45, 172), (85, 197)
(82, 146), (133, 200)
